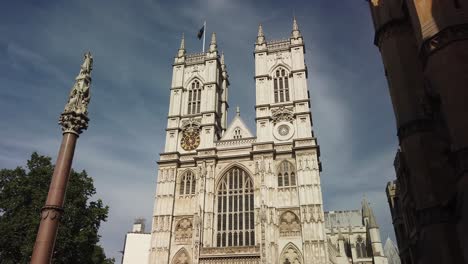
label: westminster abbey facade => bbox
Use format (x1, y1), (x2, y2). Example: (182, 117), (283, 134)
(145, 19), (389, 264)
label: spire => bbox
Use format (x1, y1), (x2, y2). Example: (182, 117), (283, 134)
(362, 196), (371, 219)
(209, 32), (217, 52)
(256, 24), (265, 45)
(368, 206), (379, 228)
(236, 106), (240, 116)
(177, 33), (186, 57)
(180, 33), (185, 49)
(291, 16), (302, 39)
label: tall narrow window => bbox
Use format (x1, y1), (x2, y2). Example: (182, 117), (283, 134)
(187, 80), (202, 114)
(277, 161), (296, 187)
(179, 171), (196, 196)
(216, 167), (255, 247)
(233, 127), (242, 139)
(273, 68), (291, 103)
(356, 236), (368, 258)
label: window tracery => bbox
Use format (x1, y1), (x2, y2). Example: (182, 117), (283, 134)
(172, 248), (190, 264)
(187, 80), (202, 114)
(279, 211), (301, 237)
(216, 166), (255, 247)
(273, 67), (290, 103)
(233, 127), (242, 139)
(356, 235), (368, 258)
(278, 161), (296, 187)
(280, 243), (302, 264)
(179, 171), (196, 196)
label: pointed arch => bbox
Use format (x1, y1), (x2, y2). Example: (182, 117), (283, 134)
(280, 242), (303, 264)
(178, 169), (196, 196)
(186, 79), (202, 115)
(215, 162), (254, 188)
(183, 75), (205, 89)
(215, 165), (255, 247)
(279, 211), (301, 237)
(270, 65), (291, 103)
(171, 247), (191, 264)
(268, 63), (292, 76)
(356, 235), (368, 258)
(277, 160), (296, 187)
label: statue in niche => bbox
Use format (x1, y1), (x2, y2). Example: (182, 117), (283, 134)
(199, 161), (207, 178)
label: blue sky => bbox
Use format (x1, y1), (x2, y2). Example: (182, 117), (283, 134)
(0, 0), (398, 261)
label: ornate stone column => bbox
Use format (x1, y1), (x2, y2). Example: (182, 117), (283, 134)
(31, 52), (93, 264)
(368, 1), (464, 263)
(404, 1), (468, 261)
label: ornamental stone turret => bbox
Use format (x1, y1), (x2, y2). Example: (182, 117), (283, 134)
(177, 33), (186, 58)
(208, 32), (217, 53)
(255, 24), (267, 51)
(290, 17), (303, 45)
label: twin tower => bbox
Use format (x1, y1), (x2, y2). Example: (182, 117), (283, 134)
(150, 19), (328, 264)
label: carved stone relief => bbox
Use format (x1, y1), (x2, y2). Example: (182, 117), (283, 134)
(279, 211), (301, 237)
(175, 218), (193, 243)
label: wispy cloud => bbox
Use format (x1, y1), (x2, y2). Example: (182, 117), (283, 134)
(0, 0), (399, 261)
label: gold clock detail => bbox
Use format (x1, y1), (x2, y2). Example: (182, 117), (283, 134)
(181, 129), (200, 151)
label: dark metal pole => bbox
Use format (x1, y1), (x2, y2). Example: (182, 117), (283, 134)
(31, 52), (93, 264)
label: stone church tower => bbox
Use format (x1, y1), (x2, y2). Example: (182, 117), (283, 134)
(149, 19), (329, 264)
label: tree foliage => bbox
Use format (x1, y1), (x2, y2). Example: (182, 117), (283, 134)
(0, 152), (114, 264)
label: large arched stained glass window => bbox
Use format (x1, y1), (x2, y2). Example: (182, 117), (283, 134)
(187, 80), (202, 114)
(216, 166), (255, 247)
(273, 68), (290, 103)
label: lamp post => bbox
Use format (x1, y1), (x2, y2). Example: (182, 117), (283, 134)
(30, 52), (93, 264)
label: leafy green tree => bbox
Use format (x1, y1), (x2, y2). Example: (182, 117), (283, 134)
(0, 152), (114, 264)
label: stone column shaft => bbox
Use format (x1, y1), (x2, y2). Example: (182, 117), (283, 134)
(30, 51), (92, 264)
(370, 6), (463, 261)
(404, 1), (468, 261)
(31, 133), (77, 264)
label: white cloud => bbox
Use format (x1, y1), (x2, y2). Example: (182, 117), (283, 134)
(0, 0), (399, 261)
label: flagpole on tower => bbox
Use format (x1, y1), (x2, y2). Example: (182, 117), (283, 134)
(202, 20), (206, 52)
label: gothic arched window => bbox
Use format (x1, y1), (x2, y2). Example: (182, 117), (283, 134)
(216, 167), (255, 247)
(179, 171), (196, 196)
(278, 161), (296, 187)
(233, 127), (242, 139)
(187, 80), (202, 114)
(356, 235), (368, 258)
(273, 68), (290, 103)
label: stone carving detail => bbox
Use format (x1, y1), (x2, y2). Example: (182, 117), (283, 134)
(280, 243), (302, 264)
(172, 248), (191, 264)
(420, 23), (468, 65)
(59, 52), (93, 135)
(271, 107), (294, 124)
(175, 218), (193, 243)
(279, 211), (301, 237)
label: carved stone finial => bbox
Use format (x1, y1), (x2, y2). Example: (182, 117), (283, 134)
(59, 52), (93, 135)
(236, 105), (240, 116)
(221, 51), (225, 65)
(178, 33), (186, 57)
(209, 32), (217, 52)
(256, 24), (265, 45)
(291, 17), (302, 39)
(180, 33), (185, 49)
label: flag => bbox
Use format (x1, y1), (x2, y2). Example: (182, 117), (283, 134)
(197, 25), (204, 40)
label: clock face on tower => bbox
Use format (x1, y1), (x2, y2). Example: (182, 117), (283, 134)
(181, 129), (200, 151)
